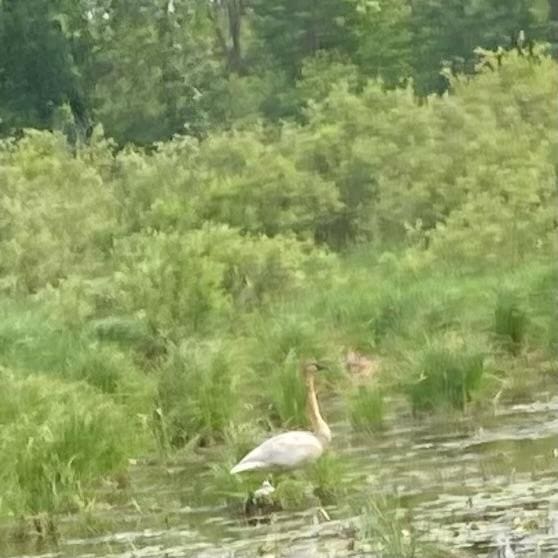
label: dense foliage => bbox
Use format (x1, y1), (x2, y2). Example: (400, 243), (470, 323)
(0, 0), (556, 524)
(0, 0), (556, 143)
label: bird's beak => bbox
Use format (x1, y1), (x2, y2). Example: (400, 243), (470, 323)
(315, 362), (328, 371)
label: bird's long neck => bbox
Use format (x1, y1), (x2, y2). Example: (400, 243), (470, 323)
(305, 373), (332, 447)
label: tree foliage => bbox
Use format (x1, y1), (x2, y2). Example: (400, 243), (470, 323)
(1, 49), (555, 299)
(1, 0), (555, 141)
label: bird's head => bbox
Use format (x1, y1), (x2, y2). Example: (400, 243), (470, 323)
(301, 359), (328, 377)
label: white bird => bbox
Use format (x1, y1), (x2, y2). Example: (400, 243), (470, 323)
(230, 360), (331, 474)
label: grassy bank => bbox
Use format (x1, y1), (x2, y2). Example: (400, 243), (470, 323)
(0, 252), (555, 520)
(0, 48), (556, 523)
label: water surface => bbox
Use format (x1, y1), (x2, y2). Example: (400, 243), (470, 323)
(5, 390), (558, 557)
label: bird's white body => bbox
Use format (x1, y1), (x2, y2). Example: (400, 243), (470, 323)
(230, 430), (325, 474)
(230, 360), (332, 476)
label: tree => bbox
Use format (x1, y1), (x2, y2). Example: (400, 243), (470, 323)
(548, 0), (558, 55)
(0, 0), (89, 135)
(207, 0), (246, 73)
(351, 0), (413, 87)
(87, 0), (225, 143)
(251, 0), (357, 78)
(409, 0), (549, 94)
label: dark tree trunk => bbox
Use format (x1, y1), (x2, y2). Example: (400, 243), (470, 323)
(227, 0), (243, 72)
(209, 0), (245, 74)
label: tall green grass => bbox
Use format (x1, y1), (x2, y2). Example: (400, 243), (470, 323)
(347, 385), (385, 432)
(402, 337), (485, 413)
(0, 370), (141, 516)
(0, 300), (155, 519)
(355, 497), (457, 557)
(249, 310), (335, 427)
(523, 262), (558, 354)
(355, 498), (416, 558)
(265, 354), (308, 427)
(157, 339), (251, 447)
(0, 300), (156, 412)
(0, 252), (554, 520)
(309, 453), (347, 503)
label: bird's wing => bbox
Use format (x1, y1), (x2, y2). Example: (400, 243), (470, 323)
(234, 431), (323, 471)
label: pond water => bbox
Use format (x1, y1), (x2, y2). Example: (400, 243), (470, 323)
(4, 389), (558, 558)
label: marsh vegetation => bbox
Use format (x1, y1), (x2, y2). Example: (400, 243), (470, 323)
(0, 1), (557, 556)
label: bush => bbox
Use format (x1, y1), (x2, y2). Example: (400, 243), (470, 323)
(193, 129), (342, 239)
(348, 385), (385, 432)
(110, 136), (200, 234)
(249, 309), (336, 427)
(0, 298), (155, 424)
(403, 336), (485, 412)
(294, 49), (556, 250)
(0, 370), (139, 516)
(402, 50), (557, 271)
(112, 225), (335, 338)
(156, 340), (250, 447)
(0, 131), (117, 294)
(113, 228), (231, 337)
(263, 352), (309, 428)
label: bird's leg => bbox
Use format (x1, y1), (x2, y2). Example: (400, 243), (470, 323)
(317, 507), (330, 521)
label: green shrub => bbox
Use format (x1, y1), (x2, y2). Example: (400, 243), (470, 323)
(0, 131), (118, 295)
(209, 229), (336, 309)
(35, 276), (121, 329)
(251, 311), (334, 427)
(403, 337), (485, 412)
(309, 453), (347, 503)
(356, 498), (416, 558)
(0, 370), (139, 516)
(294, 49), (557, 251)
(157, 340), (249, 447)
(194, 129), (342, 239)
(112, 225), (335, 338)
(348, 385), (385, 432)
(264, 353), (309, 428)
(274, 479), (319, 510)
(110, 136), (200, 234)
(113, 228), (230, 337)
